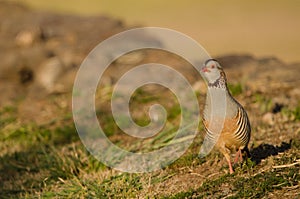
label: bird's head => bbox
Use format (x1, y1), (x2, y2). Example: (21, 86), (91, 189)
(201, 59), (225, 85)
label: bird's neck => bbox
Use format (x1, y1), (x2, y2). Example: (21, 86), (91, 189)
(206, 71), (233, 105)
(204, 71), (238, 120)
(205, 79), (230, 121)
(207, 71), (227, 90)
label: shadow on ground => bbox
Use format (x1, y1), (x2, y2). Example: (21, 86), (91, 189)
(250, 141), (291, 164)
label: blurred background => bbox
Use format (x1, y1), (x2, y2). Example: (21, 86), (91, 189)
(15, 0), (300, 63)
(1, 1), (300, 198)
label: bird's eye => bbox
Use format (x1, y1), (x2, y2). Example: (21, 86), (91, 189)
(211, 64), (215, 68)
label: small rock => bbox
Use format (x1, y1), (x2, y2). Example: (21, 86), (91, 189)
(36, 57), (64, 93)
(15, 27), (41, 47)
(262, 112), (275, 125)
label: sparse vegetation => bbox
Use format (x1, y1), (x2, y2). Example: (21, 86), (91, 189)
(253, 93), (273, 113)
(168, 151), (299, 199)
(228, 82), (243, 96)
(1, 2), (300, 198)
(1, 83), (299, 198)
(283, 104), (300, 121)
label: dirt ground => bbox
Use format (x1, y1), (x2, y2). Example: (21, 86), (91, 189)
(0, 2), (299, 198)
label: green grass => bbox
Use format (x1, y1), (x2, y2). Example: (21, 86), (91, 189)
(253, 93), (273, 113)
(0, 129), (106, 198)
(1, 88), (300, 198)
(281, 103), (300, 121)
(1, 120), (299, 198)
(228, 82), (243, 96)
(36, 173), (143, 198)
(168, 159), (299, 198)
(0, 106), (17, 128)
(293, 105), (300, 121)
(130, 88), (160, 104)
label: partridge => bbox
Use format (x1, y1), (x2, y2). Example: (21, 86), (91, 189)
(201, 59), (251, 174)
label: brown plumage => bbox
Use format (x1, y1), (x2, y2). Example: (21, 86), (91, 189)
(201, 59), (251, 174)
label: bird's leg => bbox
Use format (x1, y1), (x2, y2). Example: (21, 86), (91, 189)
(224, 153), (234, 174)
(219, 145), (234, 174)
(233, 150), (240, 164)
(234, 148), (243, 164)
(239, 149), (243, 162)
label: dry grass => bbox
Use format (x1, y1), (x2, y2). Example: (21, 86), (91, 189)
(1, 63), (300, 198)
